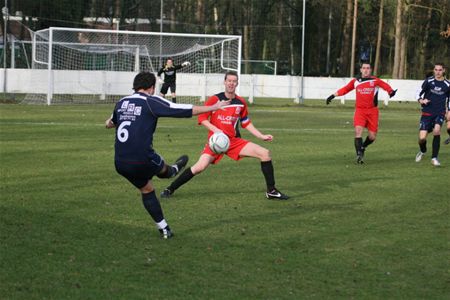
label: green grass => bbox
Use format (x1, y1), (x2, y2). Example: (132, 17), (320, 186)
(1, 101), (449, 299)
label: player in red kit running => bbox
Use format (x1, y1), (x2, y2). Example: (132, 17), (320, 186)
(161, 70), (289, 200)
(326, 61), (397, 164)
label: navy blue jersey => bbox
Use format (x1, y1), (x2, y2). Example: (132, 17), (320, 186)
(111, 92), (193, 162)
(416, 77), (450, 115)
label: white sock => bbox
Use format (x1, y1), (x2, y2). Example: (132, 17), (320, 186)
(156, 219), (168, 229)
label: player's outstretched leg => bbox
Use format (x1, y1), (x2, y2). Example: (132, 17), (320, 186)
(161, 167), (195, 198)
(161, 154), (213, 198)
(261, 161), (289, 200)
(156, 155), (189, 179)
(238, 142), (289, 200)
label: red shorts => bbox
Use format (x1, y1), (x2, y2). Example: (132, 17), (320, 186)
(202, 136), (250, 164)
(354, 108), (379, 132)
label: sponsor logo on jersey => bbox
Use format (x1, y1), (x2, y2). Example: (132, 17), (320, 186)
(217, 114), (238, 125)
(134, 106), (142, 116)
(127, 103), (135, 112)
(358, 87), (375, 95)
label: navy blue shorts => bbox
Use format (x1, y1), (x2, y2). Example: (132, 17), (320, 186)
(115, 153), (165, 189)
(419, 114), (445, 132)
(160, 82), (176, 94)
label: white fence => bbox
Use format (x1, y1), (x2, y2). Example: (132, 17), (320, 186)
(1, 69), (422, 104)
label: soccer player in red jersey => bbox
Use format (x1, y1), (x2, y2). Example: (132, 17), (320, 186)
(161, 70), (289, 200)
(326, 61), (397, 164)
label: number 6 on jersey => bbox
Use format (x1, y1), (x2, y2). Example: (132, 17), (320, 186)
(117, 121), (131, 142)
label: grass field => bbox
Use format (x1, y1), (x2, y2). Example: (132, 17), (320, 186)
(1, 100), (449, 299)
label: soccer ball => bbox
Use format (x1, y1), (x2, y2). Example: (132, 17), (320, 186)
(208, 132), (230, 154)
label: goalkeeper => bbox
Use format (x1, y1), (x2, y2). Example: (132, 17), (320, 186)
(157, 58), (190, 103)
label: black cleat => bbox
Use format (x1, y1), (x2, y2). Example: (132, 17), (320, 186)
(172, 155), (189, 177)
(445, 137), (450, 145)
(159, 226), (173, 239)
(160, 188), (173, 198)
(266, 188), (290, 200)
(356, 150), (365, 164)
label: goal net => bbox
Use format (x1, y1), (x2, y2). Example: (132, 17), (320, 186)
(24, 27), (241, 105)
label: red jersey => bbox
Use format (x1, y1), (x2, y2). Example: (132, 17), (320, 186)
(198, 92), (251, 138)
(336, 76), (394, 109)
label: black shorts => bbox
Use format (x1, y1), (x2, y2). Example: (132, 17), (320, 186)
(419, 114), (445, 132)
(115, 153), (165, 189)
(160, 82), (176, 94)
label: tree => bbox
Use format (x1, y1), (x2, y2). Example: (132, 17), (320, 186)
(373, 0), (384, 76)
(392, 0), (403, 79)
(349, 0), (357, 77)
(339, 0), (353, 76)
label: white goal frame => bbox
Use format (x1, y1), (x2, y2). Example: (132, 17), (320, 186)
(31, 27), (242, 105)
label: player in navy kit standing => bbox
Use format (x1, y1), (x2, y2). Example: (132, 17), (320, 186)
(105, 72), (230, 239)
(157, 58), (190, 103)
(415, 63), (450, 166)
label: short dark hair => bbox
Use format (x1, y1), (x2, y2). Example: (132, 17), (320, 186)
(434, 62), (446, 69)
(360, 61), (372, 68)
(133, 72), (156, 91)
(224, 70), (239, 80)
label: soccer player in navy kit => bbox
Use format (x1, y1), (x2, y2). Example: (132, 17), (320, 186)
(415, 63), (450, 166)
(105, 72), (230, 239)
(157, 58), (190, 103)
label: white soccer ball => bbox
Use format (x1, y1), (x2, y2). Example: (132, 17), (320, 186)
(208, 132), (230, 154)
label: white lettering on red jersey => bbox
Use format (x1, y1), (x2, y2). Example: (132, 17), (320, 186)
(337, 76), (393, 109)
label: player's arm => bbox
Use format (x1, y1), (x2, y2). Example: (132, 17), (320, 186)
(192, 100), (230, 115)
(157, 67), (164, 77)
(376, 78), (397, 97)
(152, 98), (230, 118)
(105, 110), (117, 129)
(156, 68), (164, 84)
(175, 62), (190, 70)
(416, 80), (430, 105)
(200, 119), (222, 133)
(244, 123), (273, 141)
(326, 79), (355, 104)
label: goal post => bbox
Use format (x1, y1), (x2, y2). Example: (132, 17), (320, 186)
(25, 27), (241, 105)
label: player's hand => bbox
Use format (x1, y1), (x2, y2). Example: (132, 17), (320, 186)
(389, 89), (397, 98)
(213, 99), (231, 110)
(182, 61), (191, 67)
(158, 78), (164, 84)
(262, 134), (273, 142)
(105, 118), (115, 128)
(326, 94), (335, 105)
(419, 98), (430, 105)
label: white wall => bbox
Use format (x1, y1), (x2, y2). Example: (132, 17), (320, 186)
(2, 69), (423, 103)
